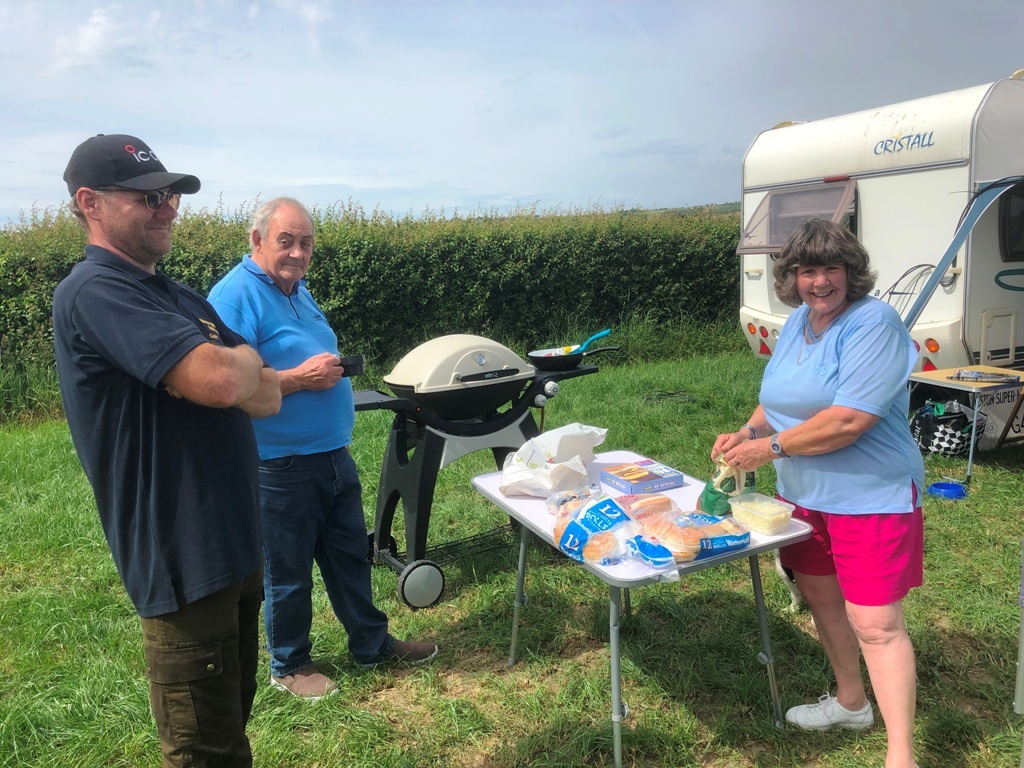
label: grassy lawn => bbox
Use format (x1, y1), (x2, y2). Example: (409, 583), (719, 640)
(2, 351), (1024, 767)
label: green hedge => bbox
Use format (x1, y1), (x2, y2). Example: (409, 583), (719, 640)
(0, 202), (740, 370)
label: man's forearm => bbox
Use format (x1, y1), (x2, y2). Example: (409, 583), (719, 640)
(237, 366), (282, 418)
(163, 343), (266, 408)
(222, 345), (264, 404)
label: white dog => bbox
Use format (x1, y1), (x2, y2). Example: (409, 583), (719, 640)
(774, 554), (804, 612)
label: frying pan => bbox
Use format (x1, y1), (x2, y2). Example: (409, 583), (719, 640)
(527, 345), (621, 372)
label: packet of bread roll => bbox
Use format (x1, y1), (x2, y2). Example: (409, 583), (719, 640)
(557, 495), (638, 566)
(633, 507), (750, 562)
(631, 508), (702, 562)
(679, 513), (750, 561)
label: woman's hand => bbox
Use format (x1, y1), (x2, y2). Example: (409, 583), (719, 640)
(713, 406), (770, 461)
(711, 430), (747, 461)
(721, 438), (774, 473)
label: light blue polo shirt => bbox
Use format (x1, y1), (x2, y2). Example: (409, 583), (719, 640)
(208, 255), (353, 460)
(760, 296), (924, 514)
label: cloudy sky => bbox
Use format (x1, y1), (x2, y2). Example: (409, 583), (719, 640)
(1, 0), (1022, 224)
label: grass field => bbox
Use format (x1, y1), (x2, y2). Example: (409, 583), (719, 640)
(2, 350), (1024, 767)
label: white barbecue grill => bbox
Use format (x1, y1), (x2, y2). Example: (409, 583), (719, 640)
(355, 333), (605, 608)
(384, 334), (537, 419)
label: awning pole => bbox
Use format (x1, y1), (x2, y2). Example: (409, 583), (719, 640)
(902, 179), (1020, 331)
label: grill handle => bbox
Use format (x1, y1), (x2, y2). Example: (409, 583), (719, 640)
(455, 368), (522, 383)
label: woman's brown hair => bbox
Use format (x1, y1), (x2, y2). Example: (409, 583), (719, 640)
(772, 218), (878, 308)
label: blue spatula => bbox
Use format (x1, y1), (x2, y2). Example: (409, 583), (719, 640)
(576, 328), (611, 353)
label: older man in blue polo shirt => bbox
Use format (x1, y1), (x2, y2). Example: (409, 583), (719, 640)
(209, 197), (437, 700)
(53, 134), (281, 768)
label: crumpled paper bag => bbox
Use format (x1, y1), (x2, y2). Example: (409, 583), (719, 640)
(499, 423), (608, 497)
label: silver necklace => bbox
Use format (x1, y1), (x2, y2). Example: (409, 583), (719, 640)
(797, 305), (849, 365)
(797, 333), (816, 366)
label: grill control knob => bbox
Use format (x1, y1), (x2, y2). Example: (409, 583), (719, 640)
(543, 381), (560, 397)
(533, 394), (548, 408)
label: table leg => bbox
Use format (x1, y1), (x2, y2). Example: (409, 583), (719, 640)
(508, 528), (531, 667)
(965, 392), (981, 485)
(609, 585), (623, 768)
(748, 554), (784, 729)
(1015, 607), (1024, 716)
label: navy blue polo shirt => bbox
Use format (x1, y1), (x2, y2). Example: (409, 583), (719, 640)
(52, 245), (263, 618)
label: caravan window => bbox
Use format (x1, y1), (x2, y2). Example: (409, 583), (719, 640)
(737, 180), (857, 255)
(999, 181), (1024, 262)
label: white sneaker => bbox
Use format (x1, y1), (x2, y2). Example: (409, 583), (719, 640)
(785, 693), (874, 731)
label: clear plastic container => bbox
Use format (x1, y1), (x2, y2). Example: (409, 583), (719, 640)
(727, 493), (795, 535)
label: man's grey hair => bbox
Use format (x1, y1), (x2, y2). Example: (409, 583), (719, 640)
(68, 189), (116, 232)
(251, 197), (314, 244)
(68, 196), (88, 231)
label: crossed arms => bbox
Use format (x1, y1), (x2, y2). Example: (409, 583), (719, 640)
(163, 343), (282, 418)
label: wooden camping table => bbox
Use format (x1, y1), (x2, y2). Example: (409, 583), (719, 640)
(909, 366), (1024, 484)
(472, 450), (812, 768)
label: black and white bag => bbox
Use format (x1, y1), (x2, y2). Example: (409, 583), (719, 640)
(909, 400), (987, 457)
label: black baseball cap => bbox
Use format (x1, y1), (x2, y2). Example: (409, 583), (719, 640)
(64, 134), (201, 196)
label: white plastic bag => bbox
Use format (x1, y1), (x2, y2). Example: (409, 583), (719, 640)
(498, 423), (608, 497)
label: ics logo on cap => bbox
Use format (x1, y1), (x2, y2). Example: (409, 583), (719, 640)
(124, 144), (160, 164)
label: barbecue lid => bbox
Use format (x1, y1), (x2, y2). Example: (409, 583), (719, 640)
(384, 334), (535, 394)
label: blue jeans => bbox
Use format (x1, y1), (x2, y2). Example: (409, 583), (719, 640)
(258, 447), (392, 674)
(141, 570), (262, 768)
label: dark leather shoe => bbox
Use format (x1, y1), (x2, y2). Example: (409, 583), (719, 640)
(360, 639), (438, 669)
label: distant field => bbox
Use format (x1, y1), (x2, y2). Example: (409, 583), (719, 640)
(652, 202), (741, 216)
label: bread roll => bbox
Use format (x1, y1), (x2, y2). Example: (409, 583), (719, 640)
(553, 516), (571, 545)
(699, 522), (728, 537)
(622, 494), (676, 516)
(635, 510), (700, 561)
(718, 517), (747, 535)
(582, 531), (622, 563)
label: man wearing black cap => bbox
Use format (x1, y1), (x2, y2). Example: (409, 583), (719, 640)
(52, 134), (281, 768)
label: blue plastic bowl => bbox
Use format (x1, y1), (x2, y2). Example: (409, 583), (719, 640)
(926, 481), (968, 500)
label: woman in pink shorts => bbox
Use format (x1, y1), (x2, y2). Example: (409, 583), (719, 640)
(713, 219), (925, 768)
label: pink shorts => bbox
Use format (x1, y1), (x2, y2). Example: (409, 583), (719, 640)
(777, 492), (923, 607)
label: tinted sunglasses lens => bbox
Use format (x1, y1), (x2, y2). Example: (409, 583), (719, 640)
(144, 191), (182, 211)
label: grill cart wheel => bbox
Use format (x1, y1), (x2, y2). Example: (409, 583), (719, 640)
(398, 559), (445, 609)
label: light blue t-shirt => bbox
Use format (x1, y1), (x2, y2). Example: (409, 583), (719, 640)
(208, 255), (354, 460)
(760, 296), (924, 514)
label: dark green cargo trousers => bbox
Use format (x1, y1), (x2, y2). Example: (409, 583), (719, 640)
(140, 570), (263, 768)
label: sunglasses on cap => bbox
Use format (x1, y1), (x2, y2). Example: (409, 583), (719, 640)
(97, 187), (182, 212)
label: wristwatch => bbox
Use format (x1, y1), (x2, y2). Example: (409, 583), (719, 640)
(770, 434), (790, 459)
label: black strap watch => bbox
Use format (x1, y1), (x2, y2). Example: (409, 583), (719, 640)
(770, 434), (790, 459)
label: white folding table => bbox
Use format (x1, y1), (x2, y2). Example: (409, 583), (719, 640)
(472, 449), (812, 768)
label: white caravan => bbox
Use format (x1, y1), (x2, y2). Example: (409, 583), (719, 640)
(738, 70), (1024, 376)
